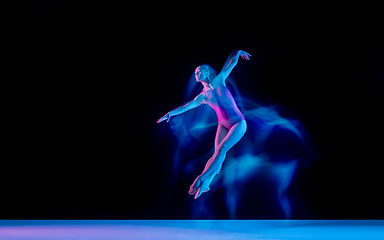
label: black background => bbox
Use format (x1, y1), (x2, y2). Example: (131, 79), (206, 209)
(2, 1), (383, 219)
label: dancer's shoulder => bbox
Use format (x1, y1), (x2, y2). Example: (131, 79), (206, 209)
(211, 80), (226, 89)
(211, 72), (226, 87)
(195, 92), (208, 102)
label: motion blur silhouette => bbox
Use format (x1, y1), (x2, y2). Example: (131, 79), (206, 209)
(157, 50), (317, 219)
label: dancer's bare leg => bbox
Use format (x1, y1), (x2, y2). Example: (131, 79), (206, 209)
(189, 125), (227, 197)
(203, 124), (228, 173)
(190, 121), (247, 199)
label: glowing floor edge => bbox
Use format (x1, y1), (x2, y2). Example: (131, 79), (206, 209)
(0, 220), (383, 239)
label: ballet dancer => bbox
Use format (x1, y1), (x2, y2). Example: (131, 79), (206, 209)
(157, 50), (251, 199)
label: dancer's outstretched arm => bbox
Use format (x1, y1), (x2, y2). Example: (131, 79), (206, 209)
(157, 93), (206, 123)
(217, 50), (251, 83)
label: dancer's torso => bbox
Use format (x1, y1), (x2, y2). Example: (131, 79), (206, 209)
(201, 84), (245, 129)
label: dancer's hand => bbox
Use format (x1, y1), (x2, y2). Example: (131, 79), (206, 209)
(239, 50), (251, 60)
(157, 112), (172, 123)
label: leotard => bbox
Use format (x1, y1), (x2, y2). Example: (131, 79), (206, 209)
(202, 84), (245, 130)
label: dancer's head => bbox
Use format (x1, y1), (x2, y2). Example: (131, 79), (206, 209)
(195, 65), (211, 83)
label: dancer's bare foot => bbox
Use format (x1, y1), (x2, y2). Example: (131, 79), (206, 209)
(189, 175), (202, 196)
(190, 170), (219, 199)
(194, 179), (211, 199)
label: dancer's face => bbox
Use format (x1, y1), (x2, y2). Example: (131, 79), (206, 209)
(195, 66), (209, 82)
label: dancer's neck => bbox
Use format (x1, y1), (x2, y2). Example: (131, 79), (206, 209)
(202, 82), (213, 91)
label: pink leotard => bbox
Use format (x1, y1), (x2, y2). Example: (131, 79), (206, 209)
(202, 84), (245, 130)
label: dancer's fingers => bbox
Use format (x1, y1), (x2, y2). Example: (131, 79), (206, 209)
(157, 115), (166, 123)
(241, 54), (250, 60)
(241, 52), (251, 60)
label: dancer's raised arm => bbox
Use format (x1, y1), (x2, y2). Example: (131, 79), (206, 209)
(217, 50), (251, 83)
(157, 93), (206, 123)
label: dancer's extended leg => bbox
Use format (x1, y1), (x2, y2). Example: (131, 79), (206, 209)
(203, 124), (228, 173)
(190, 120), (247, 198)
(202, 120), (247, 179)
(189, 125), (227, 196)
